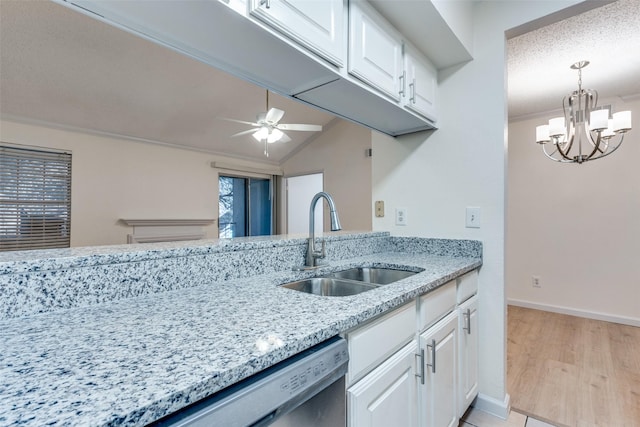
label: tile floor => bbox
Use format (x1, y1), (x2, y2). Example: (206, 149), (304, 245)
(459, 406), (557, 427)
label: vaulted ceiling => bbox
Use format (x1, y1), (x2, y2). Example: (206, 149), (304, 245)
(0, 0), (336, 164)
(1, 0), (639, 163)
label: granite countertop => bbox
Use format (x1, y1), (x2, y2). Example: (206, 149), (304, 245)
(0, 251), (480, 426)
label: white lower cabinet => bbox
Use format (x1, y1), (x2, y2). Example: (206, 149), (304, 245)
(347, 340), (419, 427)
(419, 311), (458, 427)
(457, 295), (479, 416)
(346, 270), (478, 427)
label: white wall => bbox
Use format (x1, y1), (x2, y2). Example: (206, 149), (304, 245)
(1, 119), (280, 247)
(372, 0), (584, 417)
(507, 97), (640, 326)
(282, 119), (372, 233)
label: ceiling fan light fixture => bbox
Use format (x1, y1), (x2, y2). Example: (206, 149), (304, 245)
(251, 127), (284, 143)
(252, 126), (269, 141)
(268, 128), (284, 143)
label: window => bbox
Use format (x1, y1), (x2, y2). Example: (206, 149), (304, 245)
(218, 175), (273, 238)
(0, 145), (72, 251)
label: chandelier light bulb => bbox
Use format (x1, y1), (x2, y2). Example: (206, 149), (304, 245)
(548, 117), (565, 137)
(536, 125), (550, 144)
(589, 109), (609, 131)
(602, 119), (616, 139)
(613, 111), (632, 132)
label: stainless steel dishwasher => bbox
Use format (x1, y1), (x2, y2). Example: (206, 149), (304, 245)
(152, 336), (349, 427)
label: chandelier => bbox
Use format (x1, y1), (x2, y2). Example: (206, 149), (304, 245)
(535, 61), (632, 164)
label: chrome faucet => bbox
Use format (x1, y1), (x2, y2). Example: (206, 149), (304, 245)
(306, 192), (342, 268)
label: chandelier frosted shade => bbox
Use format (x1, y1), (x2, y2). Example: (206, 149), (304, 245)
(535, 61), (632, 164)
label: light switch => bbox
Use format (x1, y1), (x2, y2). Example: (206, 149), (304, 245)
(466, 207), (481, 228)
(375, 200), (385, 217)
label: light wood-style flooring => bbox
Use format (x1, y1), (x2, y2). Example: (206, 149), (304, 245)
(507, 306), (640, 427)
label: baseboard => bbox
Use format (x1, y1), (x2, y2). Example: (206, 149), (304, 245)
(508, 299), (640, 327)
(472, 392), (510, 420)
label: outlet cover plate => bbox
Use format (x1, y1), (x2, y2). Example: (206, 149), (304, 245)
(395, 208), (407, 226)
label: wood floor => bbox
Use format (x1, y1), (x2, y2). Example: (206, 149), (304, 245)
(507, 306), (640, 427)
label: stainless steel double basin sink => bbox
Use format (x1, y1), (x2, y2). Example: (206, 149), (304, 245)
(280, 267), (420, 297)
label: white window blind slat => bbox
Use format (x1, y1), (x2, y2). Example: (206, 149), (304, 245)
(0, 145), (72, 251)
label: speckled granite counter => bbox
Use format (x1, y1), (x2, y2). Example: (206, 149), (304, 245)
(0, 233), (481, 426)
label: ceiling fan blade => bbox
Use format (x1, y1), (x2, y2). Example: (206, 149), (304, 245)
(217, 117), (260, 127)
(265, 107), (285, 124)
(231, 129), (259, 137)
(277, 123), (322, 132)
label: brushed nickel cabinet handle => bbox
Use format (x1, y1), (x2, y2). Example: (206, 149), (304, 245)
(463, 308), (471, 334)
(415, 349), (425, 384)
(426, 339), (436, 374)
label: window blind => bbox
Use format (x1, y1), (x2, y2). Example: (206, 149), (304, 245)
(0, 145), (72, 251)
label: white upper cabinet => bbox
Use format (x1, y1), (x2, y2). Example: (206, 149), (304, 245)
(250, 0), (345, 67)
(348, 0), (403, 101)
(404, 44), (438, 122)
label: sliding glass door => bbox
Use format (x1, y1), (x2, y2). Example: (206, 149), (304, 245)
(219, 175), (273, 238)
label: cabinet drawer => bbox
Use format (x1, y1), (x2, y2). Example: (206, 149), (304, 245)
(456, 270), (478, 303)
(346, 301), (416, 385)
(418, 280), (456, 331)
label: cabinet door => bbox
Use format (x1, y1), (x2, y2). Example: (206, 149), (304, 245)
(250, 0), (344, 66)
(404, 46), (437, 121)
(348, 1), (403, 101)
(458, 295), (479, 417)
(420, 311), (458, 427)
(348, 341), (419, 427)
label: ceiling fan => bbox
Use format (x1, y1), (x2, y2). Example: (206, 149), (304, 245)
(218, 90), (322, 157)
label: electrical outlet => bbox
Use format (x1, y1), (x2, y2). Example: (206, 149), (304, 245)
(532, 275), (541, 288)
(395, 208), (407, 226)
(466, 207), (481, 228)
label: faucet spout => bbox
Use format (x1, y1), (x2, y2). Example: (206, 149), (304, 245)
(306, 192), (342, 267)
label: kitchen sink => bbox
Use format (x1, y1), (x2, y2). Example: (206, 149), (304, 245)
(326, 267), (418, 285)
(280, 266), (421, 297)
(280, 277), (379, 297)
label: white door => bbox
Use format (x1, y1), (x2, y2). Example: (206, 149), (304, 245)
(348, 341), (419, 427)
(348, 1), (403, 101)
(286, 173), (323, 235)
(250, 0), (344, 66)
(420, 311), (458, 427)
(404, 46), (437, 121)
(458, 295), (479, 416)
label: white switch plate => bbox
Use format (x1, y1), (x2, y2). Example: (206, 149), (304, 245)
(395, 208), (407, 226)
(465, 207), (481, 228)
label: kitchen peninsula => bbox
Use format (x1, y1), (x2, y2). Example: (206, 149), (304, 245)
(0, 232), (481, 425)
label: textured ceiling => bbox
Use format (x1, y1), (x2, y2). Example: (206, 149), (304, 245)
(1, 0), (639, 159)
(508, 0), (640, 120)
